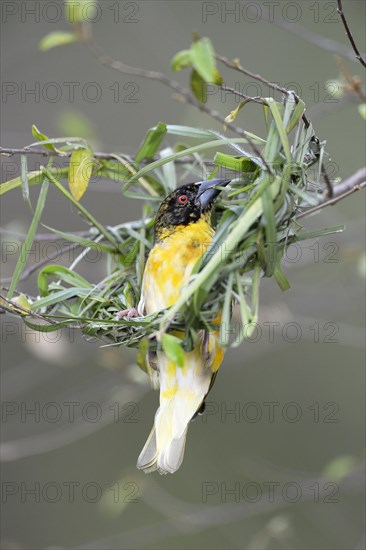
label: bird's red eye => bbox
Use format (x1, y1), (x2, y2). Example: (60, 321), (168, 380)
(178, 194), (188, 204)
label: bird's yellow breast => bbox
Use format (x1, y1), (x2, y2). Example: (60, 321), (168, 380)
(142, 218), (214, 314)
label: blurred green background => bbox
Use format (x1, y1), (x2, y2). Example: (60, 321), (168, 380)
(1, 1), (365, 549)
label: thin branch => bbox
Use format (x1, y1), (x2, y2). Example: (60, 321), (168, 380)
(0, 146), (213, 166)
(216, 54), (311, 128)
(321, 162), (334, 198)
(217, 54), (296, 97)
(83, 37), (246, 137)
(81, 38), (270, 169)
(337, 0), (366, 69)
(296, 166), (366, 219)
(0, 294), (56, 323)
(243, 1), (365, 63)
(220, 86), (264, 105)
(0, 243), (81, 284)
(0, 227), (90, 241)
(330, 166), (366, 196)
(215, 54), (342, 198)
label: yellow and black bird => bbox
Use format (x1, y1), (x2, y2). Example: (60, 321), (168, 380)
(121, 178), (230, 474)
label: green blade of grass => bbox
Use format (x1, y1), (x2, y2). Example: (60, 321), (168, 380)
(42, 225), (118, 254)
(38, 265), (92, 297)
(261, 186), (277, 276)
(0, 167), (69, 196)
(220, 272), (234, 347)
(43, 167), (117, 249)
(266, 99), (291, 163)
(124, 138), (250, 189)
(20, 154), (32, 211)
(7, 178), (50, 299)
(274, 257), (291, 291)
(30, 287), (102, 310)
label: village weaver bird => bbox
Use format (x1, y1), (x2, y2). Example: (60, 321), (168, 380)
(118, 178), (230, 474)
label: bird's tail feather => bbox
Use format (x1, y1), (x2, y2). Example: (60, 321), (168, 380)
(137, 401), (189, 474)
(136, 425), (159, 474)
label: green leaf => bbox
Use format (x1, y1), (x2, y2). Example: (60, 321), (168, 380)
(31, 124), (58, 151)
(10, 294), (32, 315)
(171, 49), (192, 71)
(7, 179), (50, 299)
(323, 455), (358, 481)
(162, 333), (185, 368)
(39, 31), (77, 52)
(136, 338), (149, 373)
(191, 37), (217, 83)
(225, 100), (250, 125)
(358, 103), (366, 120)
(135, 122), (167, 163)
(190, 69), (207, 103)
(68, 148), (94, 200)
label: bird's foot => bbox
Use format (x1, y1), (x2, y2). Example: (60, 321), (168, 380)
(116, 308), (139, 320)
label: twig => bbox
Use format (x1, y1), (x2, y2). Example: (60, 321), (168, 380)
(0, 294), (56, 323)
(243, 1), (366, 64)
(81, 38), (270, 168)
(337, 0), (366, 69)
(296, 166), (366, 218)
(0, 243), (81, 284)
(327, 165), (366, 197)
(221, 86), (264, 105)
(83, 38), (246, 137)
(321, 162), (334, 198)
(216, 54), (311, 128)
(0, 227), (90, 241)
(0, 146), (213, 166)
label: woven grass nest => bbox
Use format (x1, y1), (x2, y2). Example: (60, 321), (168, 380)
(1, 93), (342, 365)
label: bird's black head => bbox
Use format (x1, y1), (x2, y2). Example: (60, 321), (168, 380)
(154, 178), (230, 241)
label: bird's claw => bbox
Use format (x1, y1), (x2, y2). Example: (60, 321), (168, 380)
(116, 308), (139, 320)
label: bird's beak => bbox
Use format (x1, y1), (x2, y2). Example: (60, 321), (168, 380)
(196, 178), (231, 210)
